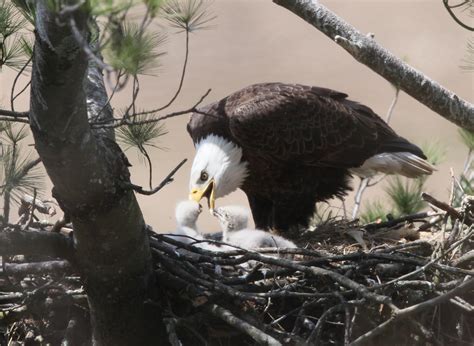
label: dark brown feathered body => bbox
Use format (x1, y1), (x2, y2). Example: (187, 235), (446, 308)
(188, 83), (426, 230)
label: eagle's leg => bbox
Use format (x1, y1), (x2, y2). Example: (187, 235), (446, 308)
(247, 194), (273, 230)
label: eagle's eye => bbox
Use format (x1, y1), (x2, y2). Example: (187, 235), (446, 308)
(200, 171), (209, 182)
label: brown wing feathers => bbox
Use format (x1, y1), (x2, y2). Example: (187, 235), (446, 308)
(188, 82), (425, 168)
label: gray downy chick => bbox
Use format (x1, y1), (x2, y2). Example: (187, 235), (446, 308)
(172, 200), (224, 252)
(213, 205), (297, 250)
(213, 205), (249, 242)
(170, 200), (204, 244)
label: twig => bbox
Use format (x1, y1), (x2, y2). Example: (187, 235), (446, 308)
(123, 76), (140, 120)
(364, 210), (440, 230)
(90, 89), (212, 129)
(140, 144), (154, 190)
(0, 116), (29, 124)
(352, 178), (369, 219)
(140, 29), (191, 115)
(129, 159), (187, 195)
(10, 57), (32, 112)
(422, 192), (469, 224)
(0, 109), (29, 118)
(21, 188), (37, 231)
(69, 18), (113, 73)
(385, 86), (400, 123)
(19, 194), (56, 216)
(443, 0), (474, 31)
(206, 304), (282, 346)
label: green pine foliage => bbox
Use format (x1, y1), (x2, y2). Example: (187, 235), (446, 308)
(461, 38), (474, 72)
(144, 0), (164, 18)
(0, 124), (44, 204)
(105, 21), (166, 76)
(163, 0), (215, 32)
(0, 0), (31, 70)
(1, 147), (43, 202)
(0, 1), (26, 37)
(87, 0), (136, 17)
(116, 116), (168, 154)
(421, 141), (446, 167)
(10, 0), (35, 23)
(385, 176), (425, 216)
(359, 200), (388, 224)
(458, 128), (474, 150)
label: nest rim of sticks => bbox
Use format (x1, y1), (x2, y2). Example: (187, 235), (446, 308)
(0, 193), (473, 345)
(149, 195), (474, 346)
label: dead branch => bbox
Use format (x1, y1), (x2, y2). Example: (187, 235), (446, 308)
(422, 192), (469, 224)
(0, 109), (29, 118)
(3, 261), (71, 276)
(364, 210), (440, 230)
(206, 304), (282, 346)
(273, 0), (474, 130)
(0, 230), (73, 259)
(452, 250), (474, 268)
(18, 194), (56, 216)
(129, 159), (188, 195)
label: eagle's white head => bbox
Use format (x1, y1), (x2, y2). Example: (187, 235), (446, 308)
(189, 135), (249, 211)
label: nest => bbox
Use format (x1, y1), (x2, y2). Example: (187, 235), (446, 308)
(0, 194), (473, 345)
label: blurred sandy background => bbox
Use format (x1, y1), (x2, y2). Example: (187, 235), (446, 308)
(1, 0), (473, 232)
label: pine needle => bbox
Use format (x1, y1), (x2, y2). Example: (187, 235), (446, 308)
(1, 147), (44, 203)
(0, 1), (27, 38)
(360, 200), (388, 224)
(385, 176), (425, 216)
(116, 116), (168, 152)
(162, 0), (216, 32)
(458, 128), (474, 150)
(105, 21), (166, 76)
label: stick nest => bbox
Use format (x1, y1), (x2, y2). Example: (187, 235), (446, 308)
(0, 195), (473, 345)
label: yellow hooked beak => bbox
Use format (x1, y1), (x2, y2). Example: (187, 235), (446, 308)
(189, 179), (215, 212)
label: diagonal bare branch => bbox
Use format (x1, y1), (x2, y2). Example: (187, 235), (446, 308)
(273, 0), (474, 131)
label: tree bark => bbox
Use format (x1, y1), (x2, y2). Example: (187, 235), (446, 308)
(273, 0), (474, 131)
(29, 2), (161, 344)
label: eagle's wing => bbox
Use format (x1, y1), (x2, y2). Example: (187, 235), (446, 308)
(224, 83), (422, 168)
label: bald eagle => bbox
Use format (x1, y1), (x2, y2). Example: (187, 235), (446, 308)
(187, 83), (434, 231)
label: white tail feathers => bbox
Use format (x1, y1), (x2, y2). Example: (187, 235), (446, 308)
(351, 152), (436, 179)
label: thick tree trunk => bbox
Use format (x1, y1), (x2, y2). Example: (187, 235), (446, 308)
(29, 2), (161, 344)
